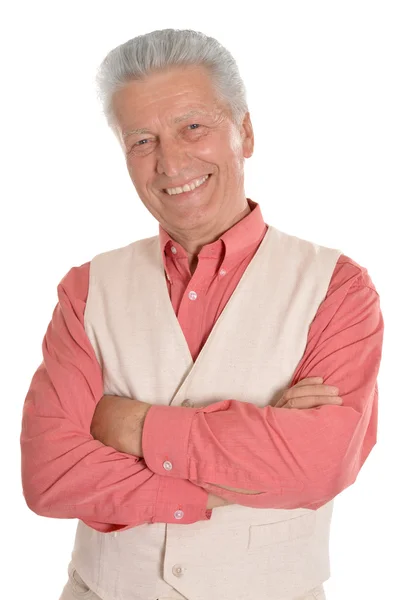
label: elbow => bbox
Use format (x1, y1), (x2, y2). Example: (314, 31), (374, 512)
(325, 407), (378, 500)
(22, 486), (42, 516)
(303, 438), (377, 511)
(21, 473), (46, 516)
(22, 483), (60, 519)
(21, 456), (53, 517)
(318, 434), (378, 506)
(336, 420), (378, 493)
(21, 457), (67, 518)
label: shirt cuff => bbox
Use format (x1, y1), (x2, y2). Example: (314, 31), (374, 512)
(142, 404), (197, 479)
(152, 474), (212, 523)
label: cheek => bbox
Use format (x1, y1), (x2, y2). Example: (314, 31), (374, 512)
(126, 159), (149, 189)
(190, 130), (225, 158)
(125, 156), (135, 177)
(201, 130), (240, 163)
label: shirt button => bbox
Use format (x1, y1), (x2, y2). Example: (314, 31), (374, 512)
(163, 460), (173, 471)
(219, 268), (227, 276)
(171, 246), (177, 254)
(172, 565), (184, 577)
(188, 291), (197, 301)
(181, 399), (193, 407)
(174, 510), (184, 520)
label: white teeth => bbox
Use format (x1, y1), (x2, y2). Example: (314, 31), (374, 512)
(165, 174), (209, 195)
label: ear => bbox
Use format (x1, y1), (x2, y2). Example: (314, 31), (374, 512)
(240, 112), (254, 158)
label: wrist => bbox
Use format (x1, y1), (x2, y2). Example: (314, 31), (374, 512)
(206, 492), (231, 509)
(120, 400), (152, 457)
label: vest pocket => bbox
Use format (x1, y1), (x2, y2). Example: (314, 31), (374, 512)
(248, 512), (316, 549)
(67, 561), (95, 598)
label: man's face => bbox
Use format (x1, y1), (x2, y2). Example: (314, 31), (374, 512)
(112, 65), (254, 241)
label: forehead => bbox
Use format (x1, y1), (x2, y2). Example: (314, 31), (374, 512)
(112, 65), (225, 132)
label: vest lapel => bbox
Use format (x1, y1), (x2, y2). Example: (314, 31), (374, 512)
(153, 225), (274, 404)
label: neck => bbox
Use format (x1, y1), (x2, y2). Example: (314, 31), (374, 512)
(169, 201), (252, 261)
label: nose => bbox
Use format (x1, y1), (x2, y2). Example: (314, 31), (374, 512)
(156, 137), (191, 177)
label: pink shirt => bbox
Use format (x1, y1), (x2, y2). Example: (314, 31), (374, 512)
(21, 199), (384, 533)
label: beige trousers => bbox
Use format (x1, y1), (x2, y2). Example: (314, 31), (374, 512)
(59, 562), (326, 600)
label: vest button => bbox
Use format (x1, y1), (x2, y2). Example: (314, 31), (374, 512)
(163, 460), (173, 471)
(188, 290), (197, 300)
(174, 510), (184, 519)
(172, 565), (184, 577)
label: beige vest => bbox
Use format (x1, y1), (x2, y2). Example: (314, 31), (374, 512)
(70, 224), (342, 600)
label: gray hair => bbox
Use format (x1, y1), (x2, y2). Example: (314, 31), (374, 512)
(95, 29), (248, 134)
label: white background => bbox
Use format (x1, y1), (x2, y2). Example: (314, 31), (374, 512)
(2, 1), (398, 599)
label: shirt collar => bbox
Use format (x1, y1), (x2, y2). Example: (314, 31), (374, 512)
(159, 198), (266, 278)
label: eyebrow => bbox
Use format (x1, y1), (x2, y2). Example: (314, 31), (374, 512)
(122, 127), (151, 139)
(122, 110), (210, 139)
(174, 109), (208, 123)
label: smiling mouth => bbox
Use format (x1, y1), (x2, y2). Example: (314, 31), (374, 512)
(162, 174), (211, 196)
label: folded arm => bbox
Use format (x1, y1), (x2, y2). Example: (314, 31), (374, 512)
(20, 264), (212, 533)
(142, 264), (384, 510)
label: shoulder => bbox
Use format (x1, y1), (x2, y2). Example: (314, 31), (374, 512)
(312, 252), (382, 341)
(58, 261), (91, 304)
(327, 253), (380, 303)
(57, 235), (159, 302)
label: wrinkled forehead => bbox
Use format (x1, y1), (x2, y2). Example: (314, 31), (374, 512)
(111, 65), (228, 131)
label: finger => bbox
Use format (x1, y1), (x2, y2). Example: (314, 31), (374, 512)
(275, 380), (335, 407)
(273, 396), (286, 408)
(285, 384), (339, 399)
(274, 378), (322, 408)
(294, 377), (324, 387)
(282, 396), (343, 409)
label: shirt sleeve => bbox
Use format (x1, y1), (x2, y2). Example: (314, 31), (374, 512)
(142, 255), (384, 510)
(20, 262), (211, 533)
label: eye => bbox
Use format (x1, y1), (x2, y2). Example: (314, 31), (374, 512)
(188, 124), (201, 130)
(128, 137), (156, 157)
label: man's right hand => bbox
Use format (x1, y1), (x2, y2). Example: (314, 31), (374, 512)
(205, 377), (342, 510)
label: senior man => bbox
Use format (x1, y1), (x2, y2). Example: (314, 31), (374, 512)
(21, 29), (383, 600)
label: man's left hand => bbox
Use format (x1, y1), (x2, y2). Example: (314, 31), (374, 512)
(90, 395), (151, 457)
